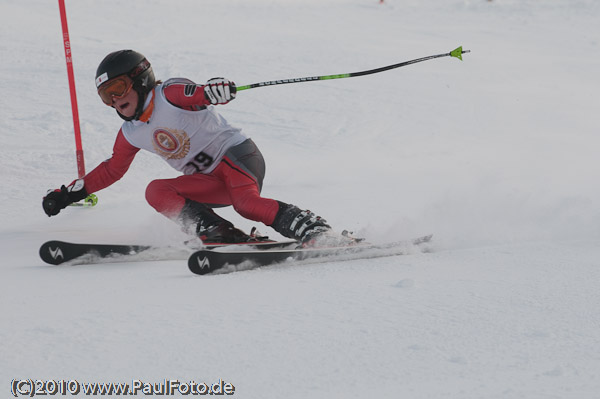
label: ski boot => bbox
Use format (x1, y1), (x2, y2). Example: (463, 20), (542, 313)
(180, 200), (253, 244)
(197, 220), (253, 244)
(271, 202), (350, 248)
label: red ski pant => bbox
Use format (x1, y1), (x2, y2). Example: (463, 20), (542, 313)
(145, 156), (280, 226)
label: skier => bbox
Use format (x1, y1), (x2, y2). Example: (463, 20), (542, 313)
(42, 50), (341, 245)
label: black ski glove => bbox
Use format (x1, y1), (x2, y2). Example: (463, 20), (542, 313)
(43, 179), (88, 217)
(203, 78), (236, 105)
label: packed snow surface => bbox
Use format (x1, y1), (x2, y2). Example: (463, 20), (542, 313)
(1, 0), (599, 397)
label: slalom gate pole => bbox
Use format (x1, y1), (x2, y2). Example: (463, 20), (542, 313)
(58, 0), (97, 207)
(58, 0), (85, 178)
(237, 46), (470, 92)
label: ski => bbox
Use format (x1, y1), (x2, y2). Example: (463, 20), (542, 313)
(202, 240), (298, 250)
(38, 239), (298, 265)
(39, 241), (154, 265)
(187, 235), (433, 275)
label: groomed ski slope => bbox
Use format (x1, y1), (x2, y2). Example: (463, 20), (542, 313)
(2, 0), (599, 397)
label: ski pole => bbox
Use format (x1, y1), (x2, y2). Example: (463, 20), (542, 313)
(237, 46), (470, 91)
(58, 0), (85, 178)
(58, 0), (97, 207)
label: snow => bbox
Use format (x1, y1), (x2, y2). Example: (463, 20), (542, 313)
(2, 0), (600, 397)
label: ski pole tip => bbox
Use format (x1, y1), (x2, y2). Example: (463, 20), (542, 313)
(85, 194), (98, 206)
(450, 46), (470, 61)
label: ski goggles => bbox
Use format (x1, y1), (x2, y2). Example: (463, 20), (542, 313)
(97, 75), (133, 105)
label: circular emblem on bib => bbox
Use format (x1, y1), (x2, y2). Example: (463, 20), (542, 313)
(152, 128), (190, 160)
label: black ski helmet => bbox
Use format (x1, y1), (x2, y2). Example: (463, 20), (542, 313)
(95, 50), (156, 121)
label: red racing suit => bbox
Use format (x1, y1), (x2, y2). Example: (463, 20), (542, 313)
(82, 78), (280, 225)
